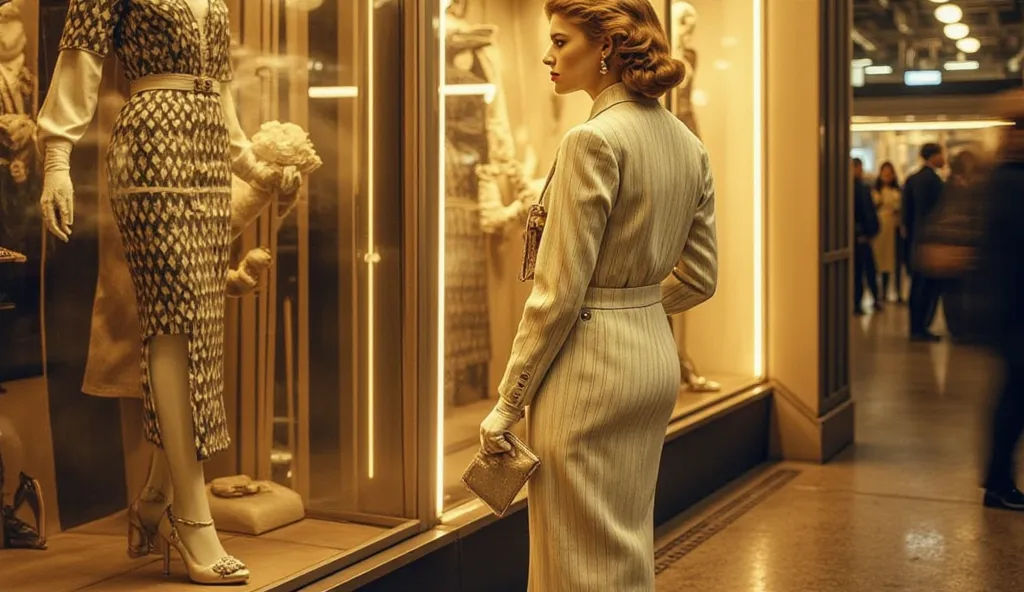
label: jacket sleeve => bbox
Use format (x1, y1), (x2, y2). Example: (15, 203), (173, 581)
(902, 179), (915, 232)
(496, 124), (618, 410)
(36, 50), (106, 171)
(661, 148), (718, 315)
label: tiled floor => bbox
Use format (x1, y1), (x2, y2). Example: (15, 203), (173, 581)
(656, 305), (1022, 591)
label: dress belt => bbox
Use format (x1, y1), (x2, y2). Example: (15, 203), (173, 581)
(129, 73), (222, 97)
(582, 285), (662, 310)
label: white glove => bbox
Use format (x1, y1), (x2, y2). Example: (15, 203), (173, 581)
(40, 143), (75, 242)
(479, 398), (524, 455)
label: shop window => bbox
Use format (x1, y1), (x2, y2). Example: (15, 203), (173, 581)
(3, 1), (416, 589)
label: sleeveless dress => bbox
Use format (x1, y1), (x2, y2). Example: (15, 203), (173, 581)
(59, 0), (234, 459)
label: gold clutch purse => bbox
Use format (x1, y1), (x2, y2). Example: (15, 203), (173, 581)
(461, 432), (540, 517)
(519, 203), (547, 281)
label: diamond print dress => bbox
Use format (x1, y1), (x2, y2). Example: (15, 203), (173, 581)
(53, 0), (236, 459)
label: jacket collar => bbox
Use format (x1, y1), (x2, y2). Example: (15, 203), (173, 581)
(589, 82), (645, 119)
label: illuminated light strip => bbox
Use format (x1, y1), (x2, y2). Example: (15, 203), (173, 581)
(307, 85), (359, 98)
(436, 9), (448, 518)
(442, 83), (497, 103)
(367, 0), (377, 481)
(851, 120), (1012, 132)
(752, 0), (765, 378)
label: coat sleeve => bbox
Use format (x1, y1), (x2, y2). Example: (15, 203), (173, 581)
(496, 124), (618, 410)
(662, 147), (718, 315)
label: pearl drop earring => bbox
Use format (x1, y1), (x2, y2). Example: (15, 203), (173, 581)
(600, 57), (609, 75)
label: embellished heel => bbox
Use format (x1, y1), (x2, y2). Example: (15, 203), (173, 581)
(157, 508), (249, 585)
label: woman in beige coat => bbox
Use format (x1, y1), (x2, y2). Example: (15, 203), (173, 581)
(478, 1), (718, 589)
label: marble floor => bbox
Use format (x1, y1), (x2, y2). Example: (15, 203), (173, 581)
(655, 305), (1024, 591)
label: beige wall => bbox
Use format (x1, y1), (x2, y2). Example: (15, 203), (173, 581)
(766, 0), (822, 414)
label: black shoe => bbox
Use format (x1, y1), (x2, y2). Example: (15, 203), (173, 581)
(873, 302), (884, 312)
(984, 488), (1024, 511)
(910, 332), (941, 343)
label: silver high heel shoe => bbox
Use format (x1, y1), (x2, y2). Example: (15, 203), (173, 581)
(157, 508), (249, 585)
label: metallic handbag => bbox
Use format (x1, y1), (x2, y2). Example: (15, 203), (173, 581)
(518, 203), (547, 281)
(461, 432), (540, 517)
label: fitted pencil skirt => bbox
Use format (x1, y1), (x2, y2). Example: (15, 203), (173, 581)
(526, 285), (680, 592)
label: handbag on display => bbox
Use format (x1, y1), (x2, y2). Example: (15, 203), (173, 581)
(461, 432), (540, 517)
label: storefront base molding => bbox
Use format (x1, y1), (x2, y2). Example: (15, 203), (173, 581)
(769, 383), (856, 463)
(304, 385), (773, 592)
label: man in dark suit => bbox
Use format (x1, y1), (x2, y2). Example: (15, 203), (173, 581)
(853, 158), (881, 315)
(902, 143), (947, 342)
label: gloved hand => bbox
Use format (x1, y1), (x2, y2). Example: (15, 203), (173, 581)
(479, 398), (524, 455)
(40, 142), (75, 242)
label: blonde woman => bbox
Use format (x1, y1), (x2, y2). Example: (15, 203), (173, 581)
(872, 161), (902, 302)
(477, 0), (717, 589)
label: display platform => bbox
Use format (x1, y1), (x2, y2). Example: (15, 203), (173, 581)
(0, 511), (404, 592)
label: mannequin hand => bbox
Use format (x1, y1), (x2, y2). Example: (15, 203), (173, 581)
(40, 169), (75, 242)
(226, 248), (272, 298)
(479, 398), (524, 455)
(279, 165), (301, 199)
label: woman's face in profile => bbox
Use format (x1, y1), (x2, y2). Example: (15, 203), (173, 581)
(542, 14), (606, 96)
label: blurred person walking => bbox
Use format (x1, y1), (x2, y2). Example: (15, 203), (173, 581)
(902, 143), (947, 342)
(872, 161), (902, 302)
(979, 91), (1024, 510)
(853, 158), (881, 315)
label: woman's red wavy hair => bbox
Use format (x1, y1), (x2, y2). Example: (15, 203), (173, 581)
(544, 0), (687, 99)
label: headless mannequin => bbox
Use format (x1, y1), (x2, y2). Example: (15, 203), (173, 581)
(671, 1), (719, 393)
(38, 0), (294, 572)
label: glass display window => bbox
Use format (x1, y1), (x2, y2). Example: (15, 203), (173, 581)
(2, 1), (417, 590)
(436, 0), (765, 513)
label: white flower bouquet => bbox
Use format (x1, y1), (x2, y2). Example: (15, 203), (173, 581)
(251, 121), (323, 175)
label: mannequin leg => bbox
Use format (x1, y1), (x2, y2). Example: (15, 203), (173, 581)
(148, 334), (228, 567)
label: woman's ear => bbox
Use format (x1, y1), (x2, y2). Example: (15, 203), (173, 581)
(602, 37), (614, 58)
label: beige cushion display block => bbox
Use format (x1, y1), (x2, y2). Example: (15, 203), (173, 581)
(206, 478), (305, 536)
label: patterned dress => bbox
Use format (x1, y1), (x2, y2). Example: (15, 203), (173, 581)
(59, 0), (235, 459)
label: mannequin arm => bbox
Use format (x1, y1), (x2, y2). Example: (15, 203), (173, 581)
(37, 49), (105, 169)
(221, 89), (261, 182)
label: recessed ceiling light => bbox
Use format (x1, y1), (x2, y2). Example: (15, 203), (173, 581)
(944, 23), (970, 40)
(929, 0), (949, 3)
(956, 37), (980, 53)
(864, 65), (894, 75)
(935, 3), (963, 24)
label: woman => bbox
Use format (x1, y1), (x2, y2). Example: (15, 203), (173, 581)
(478, 1), (717, 589)
(872, 161), (902, 302)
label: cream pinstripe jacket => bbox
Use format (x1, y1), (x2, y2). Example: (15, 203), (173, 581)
(499, 83), (718, 410)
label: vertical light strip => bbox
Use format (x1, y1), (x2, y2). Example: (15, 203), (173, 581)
(752, 0), (765, 378)
(366, 0), (377, 480)
(436, 4), (448, 518)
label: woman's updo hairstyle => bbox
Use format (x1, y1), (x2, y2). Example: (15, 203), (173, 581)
(544, 0), (688, 99)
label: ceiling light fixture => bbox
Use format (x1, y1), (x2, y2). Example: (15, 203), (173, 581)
(944, 23), (970, 40)
(934, 3), (963, 24)
(956, 37), (980, 53)
(864, 65), (894, 75)
(929, 0), (949, 3)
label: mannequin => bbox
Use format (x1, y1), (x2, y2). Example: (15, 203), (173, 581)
(443, 1), (541, 411)
(37, 0), (299, 583)
(670, 0), (719, 393)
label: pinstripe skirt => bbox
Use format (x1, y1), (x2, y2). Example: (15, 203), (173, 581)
(527, 285), (680, 592)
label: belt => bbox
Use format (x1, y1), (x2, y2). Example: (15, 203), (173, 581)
(582, 285), (662, 310)
(130, 73), (222, 97)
